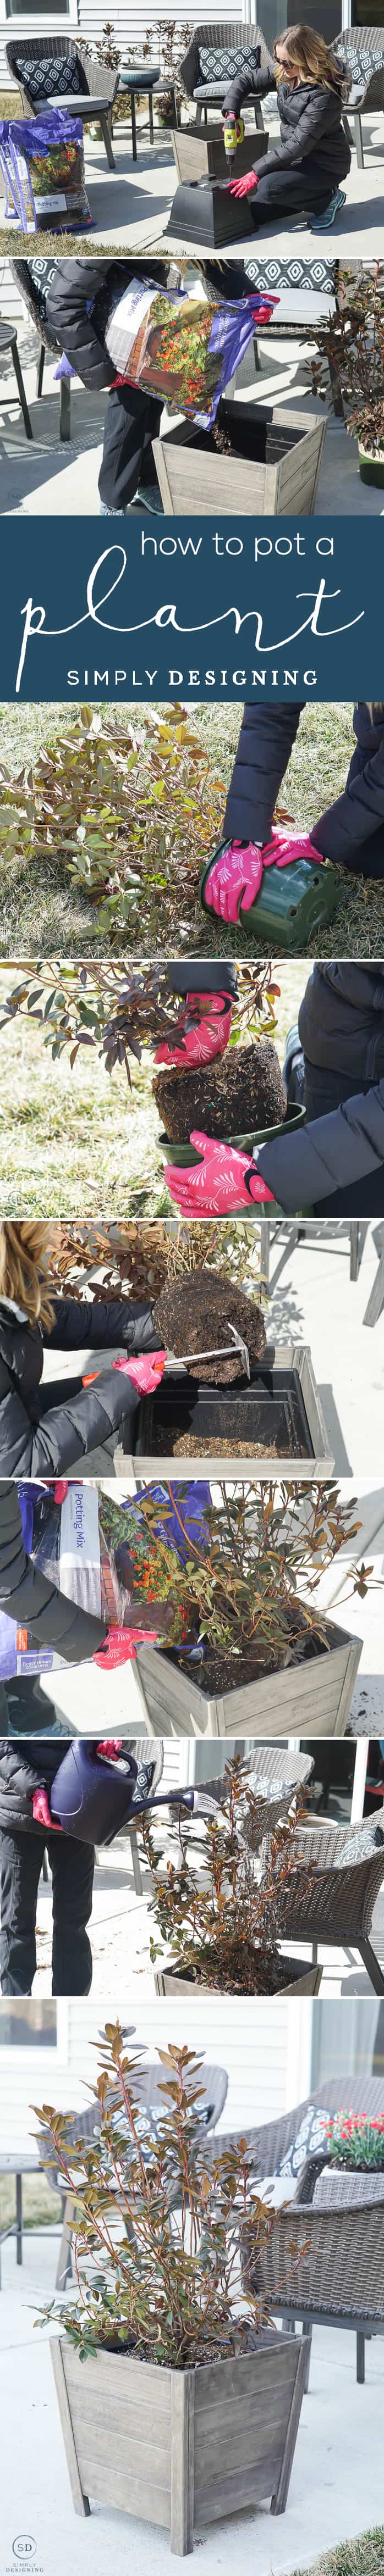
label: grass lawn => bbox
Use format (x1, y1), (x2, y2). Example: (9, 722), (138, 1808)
(0, 957), (304, 1216)
(1, 700), (382, 960)
(291, 2534), (384, 2576)
(0, 2172), (58, 2232)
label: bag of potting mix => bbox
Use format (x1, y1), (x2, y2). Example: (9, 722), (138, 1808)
(0, 1481), (208, 1682)
(0, 111), (92, 232)
(103, 276), (275, 428)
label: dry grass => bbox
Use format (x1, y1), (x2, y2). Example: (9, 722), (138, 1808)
(290, 2535), (384, 2576)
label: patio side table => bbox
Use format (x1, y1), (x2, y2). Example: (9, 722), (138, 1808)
(119, 66), (178, 162)
(0, 2148), (40, 2285)
(0, 320), (32, 442)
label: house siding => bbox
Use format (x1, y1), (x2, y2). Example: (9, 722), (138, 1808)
(0, 1996), (309, 2148)
(0, 2), (243, 90)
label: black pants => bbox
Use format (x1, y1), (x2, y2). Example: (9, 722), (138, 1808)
(304, 1064), (384, 1217)
(98, 382), (162, 510)
(0, 1830), (95, 1996)
(248, 151), (349, 227)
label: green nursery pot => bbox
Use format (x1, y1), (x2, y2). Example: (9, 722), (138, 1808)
(200, 848), (341, 950)
(160, 1099), (306, 1168)
(358, 442), (384, 488)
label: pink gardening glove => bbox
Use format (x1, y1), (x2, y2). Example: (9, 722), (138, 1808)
(94, 1626), (159, 1669)
(164, 1131), (275, 1218)
(96, 1739), (123, 1758)
(262, 826), (322, 867)
(155, 992), (232, 1068)
(32, 1786), (63, 1834)
(52, 1480), (69, 1503)
(114, 1352), (166, 1394)
(228, 170), (259, 196)
(205, 841), (264, 923)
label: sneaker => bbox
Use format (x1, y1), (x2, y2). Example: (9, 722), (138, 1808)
(310, 187), (346, 231)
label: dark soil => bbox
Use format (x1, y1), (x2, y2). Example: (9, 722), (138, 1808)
(153, 1267), (267, 1383)
(152, 1042), (287, 1145)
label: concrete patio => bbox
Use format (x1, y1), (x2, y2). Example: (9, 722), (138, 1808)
(2, 311), (384, 518)
(1, 101), (383, 257)
(1, 2225), (383, 2575)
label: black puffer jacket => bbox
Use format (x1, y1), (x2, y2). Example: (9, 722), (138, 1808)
(0, 1735), (85, 1830)
(0, 1481), (106, 1664)
(223, 703), (384, 862)
(0, 1295), (160, 1480)
(223, 63), (350, 182)
(258, 964), (384, 1209)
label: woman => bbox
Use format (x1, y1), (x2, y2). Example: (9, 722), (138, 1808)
(0, 1736), (162, 1996)
(164, 962), (384, 1219)
(0, 1222), (164, 1478)
(204, 703), (384, 924)
(224, 25), (350, 231)
(46, 258), (246, 513)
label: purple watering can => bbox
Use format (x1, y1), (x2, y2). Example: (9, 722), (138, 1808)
(51, 1742), (195, 1845)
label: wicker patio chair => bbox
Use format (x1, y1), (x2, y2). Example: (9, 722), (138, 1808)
(204, 1745), (314, 1851)
(275, 1818), (384, 1997)
(6, 34), (119, 170)
(214, 2072), (384, 2386)
(179, 20), (272, 128)
(330, 27), (384, 168)
(10, 258), (73, 439)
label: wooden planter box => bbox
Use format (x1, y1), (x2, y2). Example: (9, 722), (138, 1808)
(134, 1616), (362, 1741)
(153, 404), (326, 518)
(172, 124), (268, 182)
(131, 1342), (334, 1478)
(51, 2329), (306, 2552)
(154, 1959), (322, 1997)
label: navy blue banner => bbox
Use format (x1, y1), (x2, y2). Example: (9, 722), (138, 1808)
(0, 513), (381, 701)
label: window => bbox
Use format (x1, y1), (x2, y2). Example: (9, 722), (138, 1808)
(6, 0), (70, 15)
(0, 2002), (57, 2046)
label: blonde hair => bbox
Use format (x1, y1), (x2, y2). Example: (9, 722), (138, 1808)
(275, 25), (343, 90)
(365, 702), (384, 722)
(0, 1223), (57, 1331)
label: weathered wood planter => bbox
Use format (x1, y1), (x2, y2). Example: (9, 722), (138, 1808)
(134, 1617), (363, 1740)
(153, 403), (326, 517)
(154, 1959), (322, 1997)
(51, 2330), (307, 2552)
(132, 1341), (334, 1477)
(172, 124), (268, 182)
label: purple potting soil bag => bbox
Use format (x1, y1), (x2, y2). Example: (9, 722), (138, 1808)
(104, 276), (273, 427)
(0, 110), (93, 232)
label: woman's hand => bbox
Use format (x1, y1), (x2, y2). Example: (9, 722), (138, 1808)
(262, 828), (322, 866)
(205, 841), (264, 922)
(93, 1627), (159, 1669)
(227, 170), (259, 196)
(32, 1786), (62, 1833)
(155, 991), (233, 1068)
(164, 1132), (275, 1217)
(113, 1352), (166, 1395)
(96, 1739), (123, 1758)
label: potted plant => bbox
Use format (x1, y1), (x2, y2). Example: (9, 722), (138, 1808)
(131, 1479), (371, 1738)
(154, 401), (326, 518)
(310, 262), (384, 487)
(37, 2028), (308, 2551)
(309, 2111), (384, 2208)
(141, 1753), (322, 1996)
(132, 1263), (332, 1473)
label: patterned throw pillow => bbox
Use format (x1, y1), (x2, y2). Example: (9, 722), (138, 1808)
(336, 1818), (384, 1869)
(200, 44), (262, 81)
(15, 53), (83, 101)
(244, 254), (337, 292)
(278, 2103), (330, 2183)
